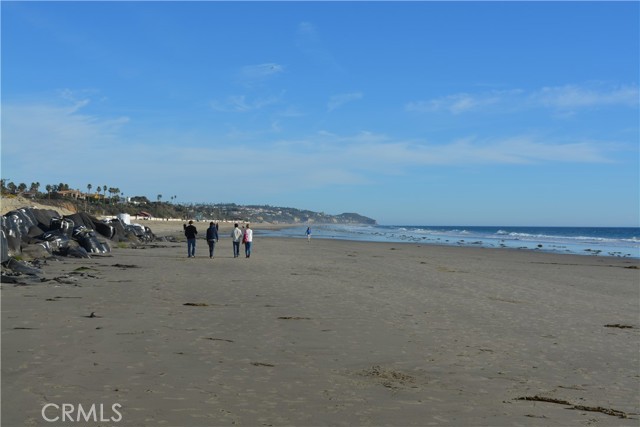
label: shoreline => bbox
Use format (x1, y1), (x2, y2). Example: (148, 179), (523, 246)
(2, 197), (635, 260)
(2, 237), (638, 426)
(255, 224), (640, 261)
(152, 220), (638, 261)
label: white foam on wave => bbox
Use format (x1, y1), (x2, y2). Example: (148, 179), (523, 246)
(268, 224), (639, 258)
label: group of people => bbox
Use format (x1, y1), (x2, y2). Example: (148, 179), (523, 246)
(183, 221), (253, 259)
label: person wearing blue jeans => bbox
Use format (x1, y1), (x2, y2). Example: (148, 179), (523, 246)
(184, 220), (198, 257)
(231, 223), (243, 258)
(243, 224), (253, 258)
(206, 222), (219, 258)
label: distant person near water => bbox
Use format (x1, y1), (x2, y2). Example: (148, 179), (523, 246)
(243, 224), (253, 258)
(306, 227), (312, 243)
(184, 220), (198, 258)
(231, 223), (243, 258)
(206, 221), (219, 258)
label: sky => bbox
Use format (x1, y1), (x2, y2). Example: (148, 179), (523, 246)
(2, 1), (638, 226)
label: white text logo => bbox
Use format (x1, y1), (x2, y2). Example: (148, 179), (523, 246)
(41, 403), (123, 423)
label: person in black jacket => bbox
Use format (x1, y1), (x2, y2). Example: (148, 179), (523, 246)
(184, 220), (198, 258)
(206, 222), (219, 259)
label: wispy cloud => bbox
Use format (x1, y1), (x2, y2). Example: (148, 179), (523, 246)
(2, 95), (622, 203)
(314, 133), (614, 167)
(3, 99), (128, 152)
(295, 21), (342, 71)
(213, 62), (286, 111)
(327, 92), (363, 112)
(5, 98), (617, 171)
(210, 94), (282, 113)
(406, 91), (515, 114)
(407, 83), (639, 115)
(2, 98), (129, 182)
(239, 63), (285, 83)
(530, 84), (639, 109)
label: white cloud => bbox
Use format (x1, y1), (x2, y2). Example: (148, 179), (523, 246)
(119, 133), (617, 200)
(1, 99), (130, 184)
(297, 22), (317, 38)
(295, 21), (342, 72)
(327, 92), (363, 112)
(3, 99), (128, 154)
(239, 63), (285, 82)
(407, 83), (638, 114)
(331, 134), (612, 167)
(530, 84), (639, 109)
(406, 90), (516, 114)
(2, 96), (621, 204)
(420, 137), (611, 164)
(210, 94), (281, 112)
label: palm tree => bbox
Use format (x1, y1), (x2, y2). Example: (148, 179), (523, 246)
(157, 194), (162, 203)
(108, 187), (119, 204)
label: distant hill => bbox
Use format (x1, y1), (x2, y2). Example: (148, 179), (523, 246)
(187, 204), (377, 225)
(1, 195), (376, 225)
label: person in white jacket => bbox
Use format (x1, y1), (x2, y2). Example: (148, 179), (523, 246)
(230, 223), (243, 258)
(243, 224), (253, 258)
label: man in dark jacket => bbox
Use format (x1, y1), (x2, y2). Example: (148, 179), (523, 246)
(206, 222), (219, 258)
(184, 220), (198, 257)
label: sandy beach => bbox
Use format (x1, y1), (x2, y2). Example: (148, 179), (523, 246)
(2, 221), (639, 426)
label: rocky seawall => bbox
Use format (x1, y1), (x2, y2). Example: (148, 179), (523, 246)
(1, 205), (158, 284)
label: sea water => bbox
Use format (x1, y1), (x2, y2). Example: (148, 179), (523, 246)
(259, 224), (640, 258)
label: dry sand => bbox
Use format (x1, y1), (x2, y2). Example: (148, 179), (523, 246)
(2, 223), (639, 426)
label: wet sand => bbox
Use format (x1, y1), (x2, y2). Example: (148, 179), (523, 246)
(2, 227), (639, 426)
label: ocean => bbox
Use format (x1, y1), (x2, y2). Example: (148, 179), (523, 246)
(258, 224), (640, 259)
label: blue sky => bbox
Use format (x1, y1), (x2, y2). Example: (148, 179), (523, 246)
(2, 1), (638, 226)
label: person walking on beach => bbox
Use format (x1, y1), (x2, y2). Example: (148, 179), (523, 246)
(243, 224), (253, 258)
(184, 220), (198, 258)
(231, 223), (243, 258)
(306, 226), (312, 243)
(206, 221), (219, 258)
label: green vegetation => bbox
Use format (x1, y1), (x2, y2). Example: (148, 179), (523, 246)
(1, 179), (375, 224)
